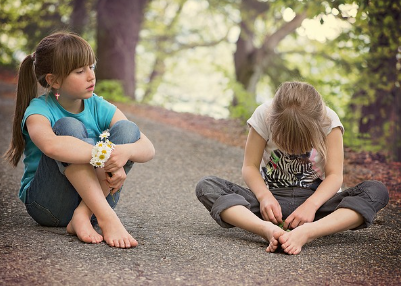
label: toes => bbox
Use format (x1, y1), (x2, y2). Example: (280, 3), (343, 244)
(130, 238), (138, 248)
(292, 247), (301, 255)
(108, 239), (116, 248)
(266, 240), (278, 253)
(283, 245), (301, 255)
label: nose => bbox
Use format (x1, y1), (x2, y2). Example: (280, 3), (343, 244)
(87, 68), (95, 81)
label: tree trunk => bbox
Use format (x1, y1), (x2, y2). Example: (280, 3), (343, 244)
(358, 57), (401, 161)
(96, 0), (149, 99)
(354, 0), (401, 161)
(69, 0), (88, 35)
(232, 0), (306, 106)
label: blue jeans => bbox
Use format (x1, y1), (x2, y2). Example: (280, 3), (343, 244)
(25, 118), (140, 227)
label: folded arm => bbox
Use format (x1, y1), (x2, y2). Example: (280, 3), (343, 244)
(104, 108), (155, 173)
(26, 108), (155, 167)
(26, 114), (93, 164)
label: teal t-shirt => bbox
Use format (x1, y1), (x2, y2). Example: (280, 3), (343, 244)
(19, 93), (117, 202)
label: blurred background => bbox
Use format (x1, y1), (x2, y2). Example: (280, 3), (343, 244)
(1, 0), (400, 161)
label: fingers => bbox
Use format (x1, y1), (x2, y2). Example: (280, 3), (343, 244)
(106, 171), (126, 183)
(284, 217), (303, 230)
(106, 172), (125, 194)
(262, 206), (282, 225)
(267, 209), (279, 224)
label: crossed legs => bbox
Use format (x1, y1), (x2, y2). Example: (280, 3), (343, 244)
(196, 176), (388, 255)
(65, 164), (137, 248)
(221, 205), (363, 255)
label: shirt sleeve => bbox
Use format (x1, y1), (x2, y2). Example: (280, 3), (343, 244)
(247, 101), (271, 141)
(326, 106), (344, 135)
(22, 97), (53, 135)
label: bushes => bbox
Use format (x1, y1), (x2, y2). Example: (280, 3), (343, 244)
(95, 80), (130, 103)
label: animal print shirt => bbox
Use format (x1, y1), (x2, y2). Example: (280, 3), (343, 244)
(247, 101), (344, 191)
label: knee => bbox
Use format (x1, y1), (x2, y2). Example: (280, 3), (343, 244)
(195, 176), (218, 199)
(53, 117), (87, 138)
(109, 120), (141, 144)
(360, 180), (389, 205)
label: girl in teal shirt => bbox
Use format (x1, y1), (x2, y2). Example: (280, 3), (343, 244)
(4, 31), (155, 249)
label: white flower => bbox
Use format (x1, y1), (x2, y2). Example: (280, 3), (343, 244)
(90, 156), (105, 168)
(89, 130), (115, 168)
(99, 130), (110, 140)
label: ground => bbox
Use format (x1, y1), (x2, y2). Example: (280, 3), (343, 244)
(1, 68), (400, 205)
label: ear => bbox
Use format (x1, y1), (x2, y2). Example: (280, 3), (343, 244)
(45, 74), (61, 89)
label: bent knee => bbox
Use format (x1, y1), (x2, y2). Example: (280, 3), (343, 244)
(195, 176), (217, 198)
(53, 117), (87, 138)
(355, 180), (389, 209)
(110, 120), (141, 144)
(363, 180), (389, 201)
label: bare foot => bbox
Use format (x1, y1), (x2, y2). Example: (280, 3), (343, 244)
(97, 212), (138, 249)
(67, 212), (103, 244)
(262, 221), (286, 253)
(279, 223), (315, 255)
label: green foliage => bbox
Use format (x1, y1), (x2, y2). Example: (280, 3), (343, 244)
(0, 0), (97, 67)
(341, 0), (401, 160)
(1, 1), (67, 62)
(227, 79), (258, 123)
(95, 80), (131, 103)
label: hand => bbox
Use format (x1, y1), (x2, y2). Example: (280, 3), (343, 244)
(259, 193), (283, 225)
(283, 201), (316, 230)
(106, 168), (126, 195)
(104, 145), (130, 174)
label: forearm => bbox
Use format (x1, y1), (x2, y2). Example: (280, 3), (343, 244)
(44, 135), (93, 164)
(121, 133), (155, 163)
(304, 173), (343, 211)
(242, 165), (273, 201)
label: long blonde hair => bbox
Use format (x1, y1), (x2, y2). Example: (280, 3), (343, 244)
(4, 31), (96, 167)
(269, 82), (331, 162)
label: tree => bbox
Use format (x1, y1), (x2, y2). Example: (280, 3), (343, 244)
(139, 0), (229, 103)
(0, 0), (72, 66)
(340, 0), (401, 161)
(96, 0), (150, 99)
(69, 0), (90, 35)
(347, 0), (401, 161)
(232, 0), (307, 106)
(138, 0), (354, 120)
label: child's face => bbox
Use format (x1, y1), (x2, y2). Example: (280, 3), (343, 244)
(58, 64), (96, 100)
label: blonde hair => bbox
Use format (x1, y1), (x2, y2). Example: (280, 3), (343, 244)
(4, 31), (96, 166)
(269, 82), (331, 162)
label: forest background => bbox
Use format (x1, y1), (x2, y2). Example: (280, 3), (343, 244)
(1, 0), (400, 162)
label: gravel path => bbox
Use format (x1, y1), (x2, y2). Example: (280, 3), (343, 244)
(0, 94), (400, 285)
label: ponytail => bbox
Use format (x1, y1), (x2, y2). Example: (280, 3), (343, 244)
(4, 54), (38, 166)
(3, 31), (96, 167)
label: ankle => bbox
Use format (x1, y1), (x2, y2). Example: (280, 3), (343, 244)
(72, 207), (92, 220)
(96, 209), (119, 224)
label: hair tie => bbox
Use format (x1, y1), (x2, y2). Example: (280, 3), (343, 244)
(31, 52), (36, 65)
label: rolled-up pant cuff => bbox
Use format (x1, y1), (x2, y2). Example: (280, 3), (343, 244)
(337, 196), (376, 229)
(210, 194), (251, 228)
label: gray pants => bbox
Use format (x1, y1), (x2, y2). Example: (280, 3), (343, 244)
(195, 176), (389, 230)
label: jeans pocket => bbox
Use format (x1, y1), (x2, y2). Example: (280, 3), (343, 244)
(25, 201), (60, 227)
